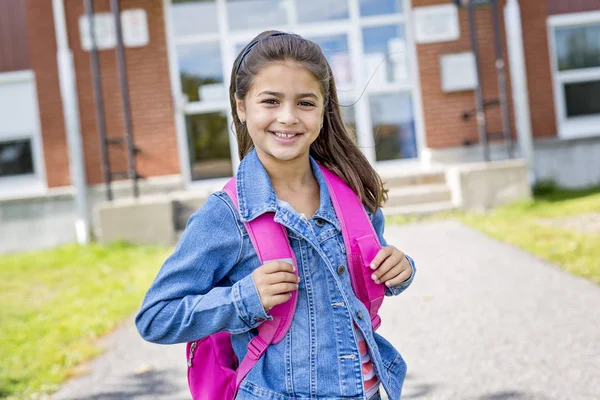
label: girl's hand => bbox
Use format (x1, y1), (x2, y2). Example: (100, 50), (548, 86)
(369, 246), (412, 287)
(252, 261), (300, 312)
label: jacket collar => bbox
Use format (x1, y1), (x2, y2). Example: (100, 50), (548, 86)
(236, 149), (340, 230)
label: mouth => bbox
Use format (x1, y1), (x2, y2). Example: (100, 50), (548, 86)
(269, 131), (303, 140)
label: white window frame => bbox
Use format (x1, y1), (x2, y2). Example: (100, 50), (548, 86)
(548, 11), (600, 139)
(0, 70), (47, 199)
(164, 0), (425, 188)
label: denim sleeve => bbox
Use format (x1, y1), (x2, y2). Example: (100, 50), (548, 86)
(370, 207), (416, 297)
(135, 193), (270, 345)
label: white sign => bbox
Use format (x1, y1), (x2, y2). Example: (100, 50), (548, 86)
(440, 52), (478, 92)
(79, 9), (149, 51)
(79, 13), (116, 51)
(121, 9), (149, 48)
(413, 4), (460, 44)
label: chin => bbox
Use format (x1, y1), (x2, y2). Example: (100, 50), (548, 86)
(267, 147), (307, 162)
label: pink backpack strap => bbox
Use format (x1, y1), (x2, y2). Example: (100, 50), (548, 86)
(222, 178), (299, 390)
(318, 165), (385, 331)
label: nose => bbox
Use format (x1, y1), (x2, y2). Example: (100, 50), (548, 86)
(277, 103), (299, 125)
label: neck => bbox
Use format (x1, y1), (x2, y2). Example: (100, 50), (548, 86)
(256, 151), (314, 191)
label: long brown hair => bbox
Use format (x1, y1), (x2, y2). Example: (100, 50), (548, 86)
(229, 30), (388, 213)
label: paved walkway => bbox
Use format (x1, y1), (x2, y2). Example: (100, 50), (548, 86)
(52, 220), (600, 400)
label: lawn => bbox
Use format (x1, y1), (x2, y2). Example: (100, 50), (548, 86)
(0, 243), (170, 399)
(390, 187), (600, 285)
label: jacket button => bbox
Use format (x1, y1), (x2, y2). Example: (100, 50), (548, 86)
(357, 311), (364, 320)
(314, 218), (325, 227)
(337, 265), (345, 275)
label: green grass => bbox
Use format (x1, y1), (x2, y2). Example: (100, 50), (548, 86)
(389, 189), (600, 285)
(0, 242), (170, 399)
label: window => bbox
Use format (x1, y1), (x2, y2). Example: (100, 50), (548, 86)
(171, 0), (218, 36)
(297, 0), (349, 23)
(227, 0), (289, 31)
(168, 0), (419, 185)
(185, 112), (233, 180)
(0, 70), (44, 196)
(359, 0), (403, 17)
(550, 14), (600, 138)
(369, 92), (417, 161)
(0, 139), (34, 178)
(362, 24), (408, 86)
(176, 42), (225, 103)
(309, 34), (353, 86)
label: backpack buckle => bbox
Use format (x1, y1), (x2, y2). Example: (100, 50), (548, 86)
(247, 335), (268, 360)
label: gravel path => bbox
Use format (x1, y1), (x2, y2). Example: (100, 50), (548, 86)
(51, 220), (600, 400)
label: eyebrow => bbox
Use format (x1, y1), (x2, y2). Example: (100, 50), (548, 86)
(257, 91), (319, 100)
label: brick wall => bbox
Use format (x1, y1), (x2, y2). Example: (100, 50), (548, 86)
(412, 0), (556, 149)
(25, 0), (71, 187)
(0, 0), (30, 72)
(548, 0), (600, 14)
(521, 0), (557, 139)
(26, 0), (179, 188)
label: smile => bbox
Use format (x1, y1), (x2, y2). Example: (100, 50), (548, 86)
(270, 131), (302, 139)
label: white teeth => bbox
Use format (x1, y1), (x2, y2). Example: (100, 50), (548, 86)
(274, 132), (297, 139)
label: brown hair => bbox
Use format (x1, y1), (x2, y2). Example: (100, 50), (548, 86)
(229, 30), (388, 213)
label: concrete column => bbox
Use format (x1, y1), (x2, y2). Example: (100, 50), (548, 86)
(504, 0), (535, 183)
(52, 0), (90, 244)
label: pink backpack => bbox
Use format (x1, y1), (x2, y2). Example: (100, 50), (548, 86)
(186, 165), (385, 399)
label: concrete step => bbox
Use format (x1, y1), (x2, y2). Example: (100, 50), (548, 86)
(173, 196), (207, 231)
(384, 184), (452, 207)
(381, 201), (458, 218)
(382, 171), (446, 188)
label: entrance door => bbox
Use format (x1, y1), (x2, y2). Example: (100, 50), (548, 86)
(167, 0), (421, 185)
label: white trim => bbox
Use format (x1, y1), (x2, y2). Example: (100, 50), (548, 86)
(29, 73), (48, 191)
(163, 0), (193, 187)
(557, 67), (600, 83)
(405, 0), (427, 162)
(173, 33), (220, 45)
(547, 12), (600, 139)
(366, 82), (414, 94)
(216, 0), (240, 172)
(0, 71), (48, 197)
(349, 0), (376, 163)
(183, 100), (229, 115)
(359, 14), (406, 27)
(547, 10), (600, 26)
(0, 70), (34, 84)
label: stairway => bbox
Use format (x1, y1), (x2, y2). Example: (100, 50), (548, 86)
(381, 170), (456, 217)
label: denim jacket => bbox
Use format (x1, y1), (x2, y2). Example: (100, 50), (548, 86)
(136, 149), (416, 400)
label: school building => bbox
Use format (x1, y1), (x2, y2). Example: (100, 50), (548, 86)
(1, 0), (599, 252)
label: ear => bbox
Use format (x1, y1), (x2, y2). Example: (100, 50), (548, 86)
(235, 96), (247, 123)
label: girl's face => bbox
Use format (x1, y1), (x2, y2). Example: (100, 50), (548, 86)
(236, 61), (325, 163)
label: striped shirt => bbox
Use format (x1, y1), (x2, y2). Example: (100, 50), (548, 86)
(353, 323), (380, 398)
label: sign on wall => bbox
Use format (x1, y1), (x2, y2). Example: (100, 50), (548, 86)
(79, 9), (149, 51)
(440, 52), (478, 92)
(413, 4), (460, 44)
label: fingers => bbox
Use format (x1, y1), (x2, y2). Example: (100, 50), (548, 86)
(370, 246), (412, 286)
(267, 293), (294, 310)
(270, 271), (300, 285)
(384, 267), (412, 287)
(268, 282), (299, 296)
(262, 261), (295, 274)
(369, 246), (394, 270)
(371, 249), (403, 283)
(253, 261), (299, 312)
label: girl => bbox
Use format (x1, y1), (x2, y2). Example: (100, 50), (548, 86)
(136, 31), (415, 400)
